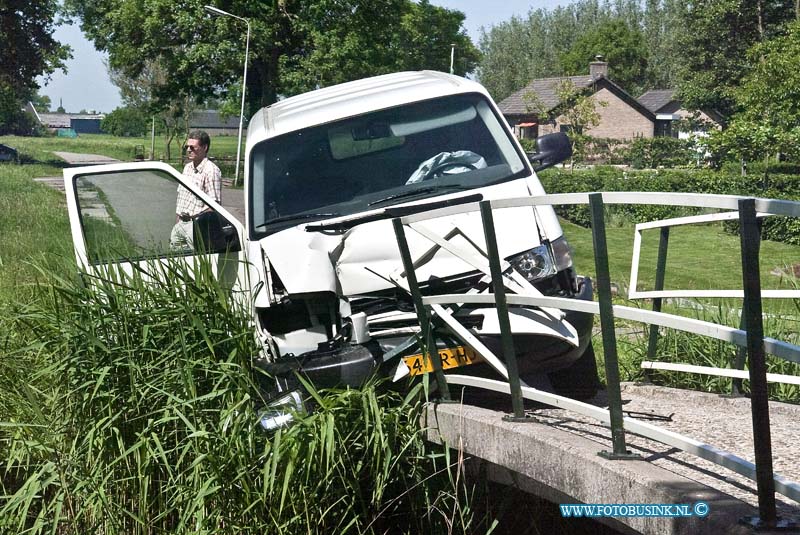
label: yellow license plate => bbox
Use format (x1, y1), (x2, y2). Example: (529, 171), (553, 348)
(403, 346), (480, 376)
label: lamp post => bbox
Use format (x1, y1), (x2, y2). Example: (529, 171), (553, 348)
(205, 5), (249, 187)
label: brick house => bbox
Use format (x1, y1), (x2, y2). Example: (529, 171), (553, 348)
(498, 58), (656, 141)
(637, 89), (724, 138)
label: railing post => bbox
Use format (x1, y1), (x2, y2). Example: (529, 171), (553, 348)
(732, 315), (747, 396)
(645, 227), (670, 376)
(392, 218), (451, 401)
(737, 198), (777, 528)
(479, 200), (527, 420)
(589, 193), (638, 460)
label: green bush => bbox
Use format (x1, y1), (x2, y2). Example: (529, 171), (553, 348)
(101, 106), (149, 137)
(517, 137), (536, 153)
(585, 137), (629, 165)
(626, 136), (698, 169)
(539, 167), (800, 243)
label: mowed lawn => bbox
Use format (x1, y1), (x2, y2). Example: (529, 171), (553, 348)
(0, 133), (242, 163)
(561, 218), (800, 296)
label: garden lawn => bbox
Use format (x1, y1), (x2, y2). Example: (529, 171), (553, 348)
(561, 218), (800, 297)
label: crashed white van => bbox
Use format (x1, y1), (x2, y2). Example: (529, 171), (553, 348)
(64, 71), (599, 416)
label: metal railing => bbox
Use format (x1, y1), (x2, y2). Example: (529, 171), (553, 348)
(391, 191), (800, 529)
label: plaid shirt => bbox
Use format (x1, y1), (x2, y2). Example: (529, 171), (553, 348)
(176, 158), (222, 217)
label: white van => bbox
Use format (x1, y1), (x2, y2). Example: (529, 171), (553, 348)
(64, 71), (599, 417)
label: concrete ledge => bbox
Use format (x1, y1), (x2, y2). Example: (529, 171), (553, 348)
(425, 402), (760, 535)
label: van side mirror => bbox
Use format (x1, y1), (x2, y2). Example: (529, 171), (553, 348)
(528, 132), (572, 172)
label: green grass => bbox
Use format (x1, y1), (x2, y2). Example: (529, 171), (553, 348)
(0, 163), (73, 302)
(562, 218), (800, 298)
(0, 258), (478, 534)
(0, 133), (242, 164)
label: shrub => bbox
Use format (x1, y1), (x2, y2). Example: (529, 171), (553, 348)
(101, 106), (149, 137)
(539, 167), (800, 243)
(585, 137), (629, 165)
(626, 136), (698, 169)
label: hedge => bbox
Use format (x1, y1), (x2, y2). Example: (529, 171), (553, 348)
(538, 167), (800, 245)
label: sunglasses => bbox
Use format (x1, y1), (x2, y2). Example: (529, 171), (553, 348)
(184, 144), (203, 152)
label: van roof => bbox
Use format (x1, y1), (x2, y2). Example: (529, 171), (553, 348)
(246, 71), (488, 146)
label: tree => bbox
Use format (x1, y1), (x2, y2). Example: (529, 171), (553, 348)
(0, 0), (70, 134)
(476, 0), (669, 101)
(676, 0), (795, 118)
(29, 92), (52, 113)
(107, 59), (192, 159)
(524, 80), (608, 167)
(705, 20), (800, 176)
(394, 1), (480, 75)
(642, 0), (684, 90)
(736, 20), (800, 133)
(101, 106), (149, 137)
(559, 19), (648, 95)
(66, 0), (478, 122)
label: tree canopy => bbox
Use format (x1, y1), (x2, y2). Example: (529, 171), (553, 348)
(477, 0), (676, 102)
(707, 19), (800, 174)
(676, 0), (796, 118)
(559, 19), (648, 95)
(0, 0), (71, 134)
(65, 0), (479, 120)
(735, 19), (800, 131)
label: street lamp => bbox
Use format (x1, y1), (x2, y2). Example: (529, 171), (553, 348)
(204, 5), (250, 187)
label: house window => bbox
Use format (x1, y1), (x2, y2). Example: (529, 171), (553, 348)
(655, 120), (676, 138)
(517, 121), (538, 139)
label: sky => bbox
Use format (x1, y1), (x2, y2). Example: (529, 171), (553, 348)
(37, 0), (570, 113)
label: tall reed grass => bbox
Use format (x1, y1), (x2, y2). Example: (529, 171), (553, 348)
(0, 258), (476, 534)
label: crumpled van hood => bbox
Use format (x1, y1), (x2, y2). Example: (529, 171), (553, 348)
(260, 179), (557, 297)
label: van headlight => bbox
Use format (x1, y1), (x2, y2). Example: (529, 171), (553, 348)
(258, 390), (306, 432)
(507, 236), (573, 283)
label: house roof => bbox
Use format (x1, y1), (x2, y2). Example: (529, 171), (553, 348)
(637, 89), (676, 113)
(498, 74), (655, 123)
(36, 112), (104, 128)
(37, 113), (72, 128)
(637, 89), (726, 126)
(498, 74), (600, 115)
(190, 110), (241, 129)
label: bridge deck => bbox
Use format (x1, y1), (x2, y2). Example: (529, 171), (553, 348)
(425, 382), (800, 534)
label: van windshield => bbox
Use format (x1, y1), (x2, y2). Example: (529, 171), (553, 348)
(249, 93), (528, 236)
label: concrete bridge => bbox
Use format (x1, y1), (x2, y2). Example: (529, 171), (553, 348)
(424, 382), (800, 535)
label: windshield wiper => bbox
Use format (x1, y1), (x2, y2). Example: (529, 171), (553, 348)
(367, 184), (471, 207)
(306, 193), (483, 233)
(256, 212), (339, 229)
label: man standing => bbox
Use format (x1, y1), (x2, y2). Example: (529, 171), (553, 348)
(170, 130), (222, 250)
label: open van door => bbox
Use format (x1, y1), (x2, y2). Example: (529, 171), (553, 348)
(63, 162), (254, 295)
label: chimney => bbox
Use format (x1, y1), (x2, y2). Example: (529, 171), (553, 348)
(589, 55), (608, 79)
